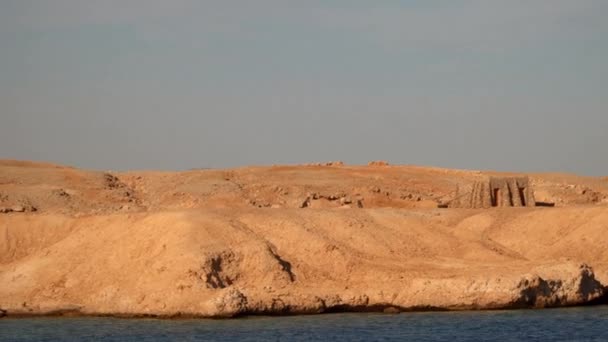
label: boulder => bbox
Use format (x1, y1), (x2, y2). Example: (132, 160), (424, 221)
(211, 289), (248, 317)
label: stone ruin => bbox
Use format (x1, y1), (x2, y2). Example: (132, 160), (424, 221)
(443, 177), (537, 208)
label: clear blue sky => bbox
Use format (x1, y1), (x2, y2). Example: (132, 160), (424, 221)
(1, 1), (607, 174)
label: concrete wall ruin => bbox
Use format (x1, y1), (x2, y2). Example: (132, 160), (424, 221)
(448, 177), (536, 208)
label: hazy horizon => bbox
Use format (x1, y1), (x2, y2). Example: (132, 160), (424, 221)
(2, 1), (607, 175)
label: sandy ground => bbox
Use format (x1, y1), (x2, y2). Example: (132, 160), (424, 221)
(1, 160), (608, 317)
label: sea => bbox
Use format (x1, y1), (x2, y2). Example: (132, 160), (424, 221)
(1, 306), (608, 341)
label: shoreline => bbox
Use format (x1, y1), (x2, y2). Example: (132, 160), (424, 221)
(3, 280), (608, 320)
(3, 302), (608, 320)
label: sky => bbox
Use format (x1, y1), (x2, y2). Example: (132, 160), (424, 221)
(1, 0), (607, 175)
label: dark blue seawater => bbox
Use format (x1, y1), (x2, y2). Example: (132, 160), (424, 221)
(2, 306), (608, 342)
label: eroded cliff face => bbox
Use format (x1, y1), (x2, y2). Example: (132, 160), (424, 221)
(1, 161), (607, 317)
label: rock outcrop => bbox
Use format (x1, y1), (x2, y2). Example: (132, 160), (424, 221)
(510, 264), (605, 308)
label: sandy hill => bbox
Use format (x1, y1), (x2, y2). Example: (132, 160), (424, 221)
(1, 160), (608, 317)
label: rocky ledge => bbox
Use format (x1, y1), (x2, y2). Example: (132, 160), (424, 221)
(1, 262), (606, 318)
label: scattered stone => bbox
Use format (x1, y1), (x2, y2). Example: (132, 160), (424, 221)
(368, 160), (389, 166)
(11, 205), (25, 212)
(104, 173), (126, 189)
(340, 196), (352, 205)
(581, 188), (602, 203)
(299, 197), (311, 208)
(53, 188), (71, 198)
(0, 204), (36, 213)
(249, 199), (271, 208)
(400, 193), (414, 200)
